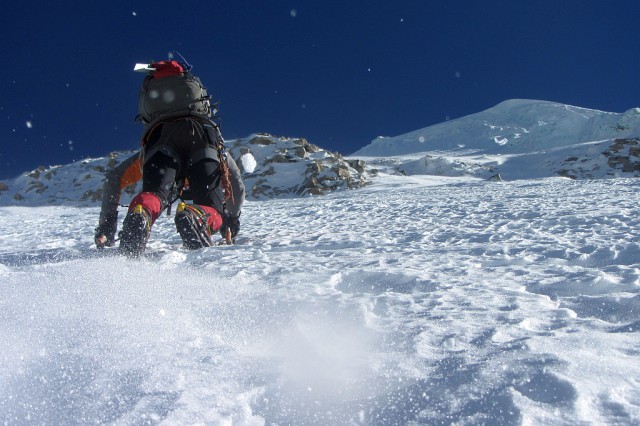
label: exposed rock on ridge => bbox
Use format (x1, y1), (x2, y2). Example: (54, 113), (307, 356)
(0, 134), (367, 206)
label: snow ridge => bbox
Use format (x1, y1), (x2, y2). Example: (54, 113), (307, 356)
(0, 134), (366, 207)
(350, 100), (640, 181)
(355, 99), (640, 156)
(1, 99), (640, 207)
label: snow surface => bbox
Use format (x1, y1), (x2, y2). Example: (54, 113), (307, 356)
(354, 99), (640, 157)
(1, 176), (639, 424)
(1, 98), (639, 424)
(352, 99), (640, 181)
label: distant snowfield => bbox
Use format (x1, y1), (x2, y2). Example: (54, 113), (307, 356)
(353, 99), (640, 182)
(1, 176), (639, 424)
(354, 99), (640, 157)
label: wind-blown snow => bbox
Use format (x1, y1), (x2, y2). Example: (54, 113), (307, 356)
(1, 176), (639, 424)
(239, 153), (258, 174)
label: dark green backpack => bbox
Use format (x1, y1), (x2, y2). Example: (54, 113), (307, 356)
(136, 60), (211, 125)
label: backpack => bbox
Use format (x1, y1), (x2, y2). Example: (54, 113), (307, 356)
(136, 60), (211, 125)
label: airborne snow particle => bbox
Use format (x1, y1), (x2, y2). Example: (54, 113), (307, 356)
(163, 90), (176, 103)
(25, 121), (33, 129)
(290, 9), (297, 18)
(455, 71), (462, 78)
(418, 136), (425, 143)
(132, 11), (137, 16)
(240, 153), (257, 174)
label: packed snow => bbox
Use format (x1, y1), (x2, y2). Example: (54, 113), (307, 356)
(1, 99), (639, 424)
(0, 175), (639, 424)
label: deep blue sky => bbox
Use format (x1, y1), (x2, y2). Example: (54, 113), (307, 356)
(3, 1), (640, 179)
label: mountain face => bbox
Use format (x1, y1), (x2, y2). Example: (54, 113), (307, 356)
(355, 136), (640, 181)
(1, 99), (639, 207)
(0, 134), (366, 207)
(355, 99), (640, 156)
(352, 99), (640, 180)
(226, 134), (366, 199)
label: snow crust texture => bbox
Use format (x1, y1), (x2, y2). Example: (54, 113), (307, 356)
(1, 177), (639, 424)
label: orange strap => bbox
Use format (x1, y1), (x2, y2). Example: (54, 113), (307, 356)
(119, 157), (143, 189)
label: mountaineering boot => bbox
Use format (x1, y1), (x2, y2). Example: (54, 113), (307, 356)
(174, 203), (214, 250)
(119, 205), (152, 257)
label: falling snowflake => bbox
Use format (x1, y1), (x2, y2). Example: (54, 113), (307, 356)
(25, 121), (33, 129)
(290, 9), (297, 18)
(240, 153), (257, 174)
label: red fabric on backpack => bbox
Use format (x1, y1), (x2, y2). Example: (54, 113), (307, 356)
(150, 60), (184, 79)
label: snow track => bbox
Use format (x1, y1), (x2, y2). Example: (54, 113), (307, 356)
(0, 178), (639, 424)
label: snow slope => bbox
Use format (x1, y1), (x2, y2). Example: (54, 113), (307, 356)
(355, 99), (640, 156)
(353, 99), (640, 181)
(1, 99), (639, 424)
(1, 176), (639, 424)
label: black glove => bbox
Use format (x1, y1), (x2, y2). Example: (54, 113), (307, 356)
(219, 215), (240, 241)
(94, 214), (118, 249)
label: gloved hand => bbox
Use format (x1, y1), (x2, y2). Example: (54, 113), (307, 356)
(219, 215), (240, 242)
(94, 215), (117, 249)
(94, 227), (116, 249)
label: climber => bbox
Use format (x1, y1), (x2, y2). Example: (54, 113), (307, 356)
(94, 54), (245, 256)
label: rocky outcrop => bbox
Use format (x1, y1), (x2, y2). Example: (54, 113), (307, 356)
(555, 138), (640, 179)
(226, 134), (366, 199)
(604, 138), (640, 174)
(0, 152), (137, 206)
(0, 135), (368, 206)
